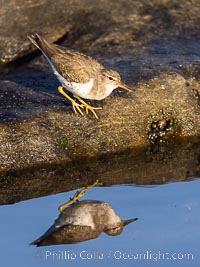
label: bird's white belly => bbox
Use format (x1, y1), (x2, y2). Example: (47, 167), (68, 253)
(54, 70), (94, 99)
(59, 204), (95, 229)
(40, 51), (94, 99)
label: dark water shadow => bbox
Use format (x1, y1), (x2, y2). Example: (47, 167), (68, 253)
(1, 137), (200, 205)
(2, 65), (60, 95)
(105, 36), (200, 86)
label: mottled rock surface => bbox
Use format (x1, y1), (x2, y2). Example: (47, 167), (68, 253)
(1, 0), (200, 71)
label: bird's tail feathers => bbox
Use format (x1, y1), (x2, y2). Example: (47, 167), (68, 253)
(27, 33), (57, 57)
(27, 33), (45, 50)
(30, 224), (58, 247)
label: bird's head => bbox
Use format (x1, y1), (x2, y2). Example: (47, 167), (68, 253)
(104, 218), (138, 236)
(102, 69), (132, 92)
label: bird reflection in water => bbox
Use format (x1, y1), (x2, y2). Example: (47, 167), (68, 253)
(31, 180), (138, 246)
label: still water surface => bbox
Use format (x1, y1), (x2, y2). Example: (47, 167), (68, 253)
(0, 179), (200, 267)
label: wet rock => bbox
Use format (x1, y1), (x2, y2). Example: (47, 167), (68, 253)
(1, 68), (200, 175)
(1, 0), (200, 72)
(0, 0), (73, 68)
(0, 138), (200, 204)
(1, 0), (200, 183)
(148, 119), (173, 144)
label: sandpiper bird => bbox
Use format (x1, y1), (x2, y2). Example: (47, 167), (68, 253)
(27, 34), (131, 119)
(32, 200), (138, 246)
(32, 181), (138, 246)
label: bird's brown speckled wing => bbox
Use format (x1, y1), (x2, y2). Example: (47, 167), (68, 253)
(50, 46), (104, 83)
(28, 34), (104, 83)
(32, 224), (100, 246)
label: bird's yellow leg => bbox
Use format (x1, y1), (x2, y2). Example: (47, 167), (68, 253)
(58, 179), (102, 213)
(73, 94), (102, 120)
(58, 86), (84, 116)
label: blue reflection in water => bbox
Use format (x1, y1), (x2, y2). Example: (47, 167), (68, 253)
(0, 180), (200, 267)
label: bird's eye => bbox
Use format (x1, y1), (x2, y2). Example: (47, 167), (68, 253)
(108, 76), (114, 81)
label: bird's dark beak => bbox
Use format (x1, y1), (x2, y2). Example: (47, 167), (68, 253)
(117, 81), (132, 92)
(122, 218), (138, 226)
